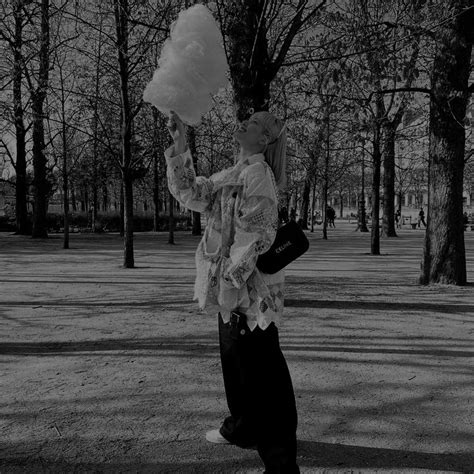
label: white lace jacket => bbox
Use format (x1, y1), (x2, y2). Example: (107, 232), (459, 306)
(165, 146), (284, 331)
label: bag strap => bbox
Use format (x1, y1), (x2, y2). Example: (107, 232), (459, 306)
(262, 161), (287, 228)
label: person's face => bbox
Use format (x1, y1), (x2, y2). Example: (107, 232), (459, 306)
(233, 113), (268, 152)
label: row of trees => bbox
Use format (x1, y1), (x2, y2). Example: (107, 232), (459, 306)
(0, 0), (472, 284)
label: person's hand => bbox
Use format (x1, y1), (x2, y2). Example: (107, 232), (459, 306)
(167, 111), (186, 154)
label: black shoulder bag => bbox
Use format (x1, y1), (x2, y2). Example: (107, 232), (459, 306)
(256, 219), (309, 274)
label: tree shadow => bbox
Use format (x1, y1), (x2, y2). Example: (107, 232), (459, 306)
(1, 332), (474, 360)
(297, 440), (474, 471)
(0, 335), (218, 358)
(285, 298), (474, 313)
(0, 279), (194, 285)
(1, 439), (472, 473)
(0, 299), (194, 308)
(0, 457), (262, 474)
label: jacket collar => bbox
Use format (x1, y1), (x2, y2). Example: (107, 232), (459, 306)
(212, 154), (265, 191)
(237, 153), (265, 166)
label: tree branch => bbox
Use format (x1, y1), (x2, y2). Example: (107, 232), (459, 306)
(128, 18), (168, 33)
(0, 138), (16, 170)
(382, 21), (436, 39)
(366, 87), (433, 104)
(270, 0), (327, 79)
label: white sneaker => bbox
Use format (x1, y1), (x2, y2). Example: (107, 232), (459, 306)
(205, 429), (230, 444)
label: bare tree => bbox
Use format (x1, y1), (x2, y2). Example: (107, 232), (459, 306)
(216, 0), (327, 120)
(420, 0), (473, 285)
(112, 0), (174, 266)
(12, 0), (29, 234)
(30, 0), (51, 238)
(114, 0), (135, 266)
(0, 0), (31, 234)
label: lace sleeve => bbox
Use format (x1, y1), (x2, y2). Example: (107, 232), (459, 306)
(165, 146), (213, 213)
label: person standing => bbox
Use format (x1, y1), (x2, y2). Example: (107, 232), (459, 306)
(326, 205), (336, 228)
(165, 110), (299, 473)
(395, 209), (401, 229)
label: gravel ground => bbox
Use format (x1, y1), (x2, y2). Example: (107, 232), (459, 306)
(1, 222), (473, 473)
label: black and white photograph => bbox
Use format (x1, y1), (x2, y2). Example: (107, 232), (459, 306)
(1, 0), (473, 472)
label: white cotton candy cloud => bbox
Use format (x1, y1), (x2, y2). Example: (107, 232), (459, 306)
(143, 4), (229, 126)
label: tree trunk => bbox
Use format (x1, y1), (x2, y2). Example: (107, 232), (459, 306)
(82, 188), (88, 212)
(188, 126), (202, 235)
(114, 0), (134, 267)
(420, 0), (472, 285)
(168, 191), (175, 245)
(300, 176), (311, 230)
(322, 111), (330, 240)
(381, 122), (397, 237)
(31, 102), (49, 238)
(370, 119), (382, 255)
(357, 196), (369, 232)
(91, 167), (98, 231)
(91, 16), (103, 233)
(152, 112), (160, 232)
(102, 183), (108, 212)
(310, 180), (317, 232)
(60, 71), (69, 249)
(31, 0), (50, 239)
(62, 160), (69, 249)
(121, 171), (134, 268)
(153, 151), (160, 231)
(357, 147), (369, 232)
(71, 182), (77, 211)
(123, 170), (134, 267)
(220, 1), (321, 120)
(221, 1), (271, 120)
(13, 0), (29, 235)
(321, 185), (328, 240)
(119, 182), (124, 237)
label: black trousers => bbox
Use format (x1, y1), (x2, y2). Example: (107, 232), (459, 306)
(218, 313), (299, 474)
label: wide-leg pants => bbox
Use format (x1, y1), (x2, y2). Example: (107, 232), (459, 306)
(218, 313), (300, 474)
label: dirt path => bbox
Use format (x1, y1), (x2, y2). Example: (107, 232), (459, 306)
(1, 223), (473, 473)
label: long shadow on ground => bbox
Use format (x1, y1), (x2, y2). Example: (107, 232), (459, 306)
(286, 298), (474, 314)
(298, 440), (474, 472)
(1, 440), (472, 473)
(1, 334), (474, 359)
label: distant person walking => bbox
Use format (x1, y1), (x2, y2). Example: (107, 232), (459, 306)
(418, 207), (426, 228)
(326, 205), (336, 228)
(395, 209), (401, 229)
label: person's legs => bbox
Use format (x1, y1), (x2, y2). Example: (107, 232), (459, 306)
(251, 324), (299, 473)
(218, 313), (258, 448)
(218, 314), (299, 472)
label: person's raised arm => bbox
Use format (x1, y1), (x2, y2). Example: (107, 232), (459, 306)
(165, 111), (213, 213)
(167, 111), (187, 156)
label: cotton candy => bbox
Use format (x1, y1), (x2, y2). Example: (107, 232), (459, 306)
(143, 4), (229, 126)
